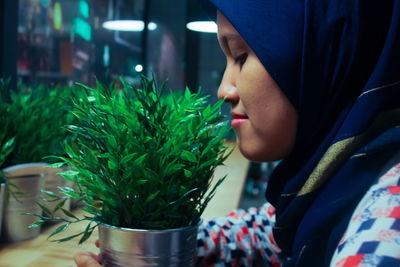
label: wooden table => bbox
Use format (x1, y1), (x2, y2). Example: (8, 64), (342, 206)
(0, 141), (249, 267)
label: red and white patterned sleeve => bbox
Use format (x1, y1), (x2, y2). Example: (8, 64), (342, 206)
(196, 202), (283, 267)
(330, 163), (400, 267)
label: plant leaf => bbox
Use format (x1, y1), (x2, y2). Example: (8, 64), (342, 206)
(28, 220), (45, 229)
(183, 169), (192, 178)
(53, 232), (84, 243)
(145, 190), (160, 203)
(134, 154), (147, 166)
(181, 151), (197, 163)
(46, 162), (65, 169)
(36, 201), (52, 216)
(61, 208), (79, 220)
(79, 222), (96, 244)
(48, 223), (69, 239)
(121, 153), (137, 165)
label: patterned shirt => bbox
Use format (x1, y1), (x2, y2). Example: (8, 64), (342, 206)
(197, 163), (400, 267)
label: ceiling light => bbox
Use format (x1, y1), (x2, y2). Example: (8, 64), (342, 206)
(148, 22), (157, 31)
(102, 20), (157, 32)
(186, 21), (217, 33)
(135, 64), (143, 72)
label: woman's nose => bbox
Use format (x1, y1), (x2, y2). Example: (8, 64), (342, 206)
(217, 68), (239, 103)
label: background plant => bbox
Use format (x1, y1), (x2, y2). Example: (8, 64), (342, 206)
(32, 76), (231, 243)
(0, 79), (15, 183)
(0, 116), (13, 184)
(0, 138), (15, 184)
(0, 80), (76, 167)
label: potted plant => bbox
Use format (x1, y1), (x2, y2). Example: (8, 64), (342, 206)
(0, 80), (75, 242)
(0, 137), (14, 238)
(0, 82), (15, 239)
(0, 134), (15, 237)
(32, 76), (230, 266)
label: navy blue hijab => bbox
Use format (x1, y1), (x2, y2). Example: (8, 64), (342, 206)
(202, 0), (400, 265)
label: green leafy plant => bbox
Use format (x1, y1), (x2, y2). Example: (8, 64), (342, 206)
(1, 81), (76, 166)
(31, 76), (231, 243)
(0, 137), (15, 184)
(0, 79), (15, 183)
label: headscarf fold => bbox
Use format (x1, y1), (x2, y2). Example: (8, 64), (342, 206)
(202, 0), (400, 265)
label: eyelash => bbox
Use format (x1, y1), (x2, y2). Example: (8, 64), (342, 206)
(234, 53), (248, 67)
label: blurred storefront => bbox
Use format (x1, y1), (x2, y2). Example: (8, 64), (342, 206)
(0, 0), (225, 95)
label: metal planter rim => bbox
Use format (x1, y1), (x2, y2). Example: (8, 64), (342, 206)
(97, 220), (202, 233)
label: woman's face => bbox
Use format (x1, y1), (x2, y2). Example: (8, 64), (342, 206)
(217, 11), (298, 162)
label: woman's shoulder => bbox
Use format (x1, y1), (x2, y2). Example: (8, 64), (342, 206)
(330, 162), (400, 267)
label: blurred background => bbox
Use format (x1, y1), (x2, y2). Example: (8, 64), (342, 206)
(0, 0), (225, 98)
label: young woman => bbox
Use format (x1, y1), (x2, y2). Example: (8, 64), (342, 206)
(74, 0), (400, 266)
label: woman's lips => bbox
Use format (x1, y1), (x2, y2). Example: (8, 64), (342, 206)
(231, 113), (248, 127)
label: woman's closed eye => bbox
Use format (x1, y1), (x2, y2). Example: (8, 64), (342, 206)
(234, 53), (248, 68)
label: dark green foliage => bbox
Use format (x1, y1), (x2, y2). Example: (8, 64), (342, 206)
(0, 79), (15, 183)
(0, 138), (15, 184)
(0, 80), (76, 166)
(34, 76), (231, 243)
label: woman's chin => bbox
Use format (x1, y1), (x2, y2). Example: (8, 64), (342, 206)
(238, 144), (279, 162)
(237, 138), (288, 162)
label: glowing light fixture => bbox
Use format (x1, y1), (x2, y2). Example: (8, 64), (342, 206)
(53, 2), (63, 30)
(79, 0), (90, 19)
(102, 20), (157, 32)
(135, 64), (143, 72)
(103, 45), (110, 67)
(186, 21), (217, 33)
(148, 22), (157, 31)
(74, 17), (92, 41)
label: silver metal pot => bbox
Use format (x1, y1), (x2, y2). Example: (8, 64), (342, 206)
(2, 163), (46, 242)
(0, 183), (5, 237)
(98, 222), (199, 267)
